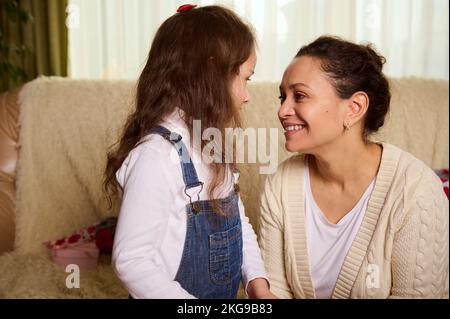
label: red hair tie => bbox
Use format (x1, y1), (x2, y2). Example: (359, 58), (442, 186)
(177, 4), (197, 12)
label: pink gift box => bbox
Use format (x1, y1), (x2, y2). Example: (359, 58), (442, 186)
(51, 242), (99, 271)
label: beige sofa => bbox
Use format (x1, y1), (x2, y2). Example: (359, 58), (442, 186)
(0, 76), (448, 298)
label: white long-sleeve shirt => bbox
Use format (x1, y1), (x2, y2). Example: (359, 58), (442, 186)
(304, 160), (375, 298)
(112, 108), (268, 299)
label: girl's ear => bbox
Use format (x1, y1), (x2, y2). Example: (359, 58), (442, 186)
(344, 91), (369, 126)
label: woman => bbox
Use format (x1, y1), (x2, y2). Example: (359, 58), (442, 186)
(258, 36), (449, 299)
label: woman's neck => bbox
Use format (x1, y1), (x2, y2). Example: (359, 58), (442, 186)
(308, 140), (382, 189)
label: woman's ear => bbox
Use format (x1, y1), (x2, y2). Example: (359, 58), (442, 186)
(345, 91), (369, 127)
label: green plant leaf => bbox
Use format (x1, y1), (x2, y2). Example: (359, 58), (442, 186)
(0, 62), (7, 74)
(9, 64), (20, 82)
(14, 46), (23, 56)
(4, 0), (19, 23)
(10, 44), (31, 57)
(0, 43), (10, 56)
(16, 67), (27, 80)
(1, 0), (33, 89)
(5, 62), (14, 73)
(24, 46), (32, 55)
(10, 43), (19, 55)
(19, 10), (34, 24)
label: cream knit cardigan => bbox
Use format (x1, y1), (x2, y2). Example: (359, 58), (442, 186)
(258, 143), (449, 299)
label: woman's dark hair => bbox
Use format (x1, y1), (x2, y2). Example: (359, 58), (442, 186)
(296, 36), (391, 140)
(104, 6), (255, 207)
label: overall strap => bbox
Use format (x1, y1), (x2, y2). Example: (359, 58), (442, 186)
(150, 126), (203, 210)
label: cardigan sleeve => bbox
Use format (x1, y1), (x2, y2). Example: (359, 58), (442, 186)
(389, 167), (449, 299)
(258, 175), (294, 299)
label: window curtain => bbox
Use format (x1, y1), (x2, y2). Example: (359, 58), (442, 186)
(67, 0), (449, 81)
(0, 0), (68, 92)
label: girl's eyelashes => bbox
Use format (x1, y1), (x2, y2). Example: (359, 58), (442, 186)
(278, 95), (286, 103)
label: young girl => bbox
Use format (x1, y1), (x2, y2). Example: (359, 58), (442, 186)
(105, 5), (273, 299)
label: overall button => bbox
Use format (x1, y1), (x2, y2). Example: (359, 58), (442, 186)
(192, 201), (201, 214)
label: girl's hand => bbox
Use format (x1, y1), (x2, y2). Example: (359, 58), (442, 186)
(247, 278), (278, 299)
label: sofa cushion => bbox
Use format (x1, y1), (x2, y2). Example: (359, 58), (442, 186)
(0, 252), (127, 298)
(435, 168), (449, 198)
(43, 217), (117, 253)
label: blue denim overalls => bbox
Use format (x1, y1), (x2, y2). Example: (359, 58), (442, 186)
(150, 125), (243, 299)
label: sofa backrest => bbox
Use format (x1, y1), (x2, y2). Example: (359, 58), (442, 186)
(10, 76), (449, 253)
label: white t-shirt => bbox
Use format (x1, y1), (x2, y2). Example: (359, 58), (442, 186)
(305, 160), (375, 299)
(112, 108), (268, 299)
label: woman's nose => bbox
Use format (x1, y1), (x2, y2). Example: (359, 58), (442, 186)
(278, 99), (295, 118)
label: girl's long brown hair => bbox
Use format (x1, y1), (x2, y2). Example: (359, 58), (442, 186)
(104, 6), (255, 208)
